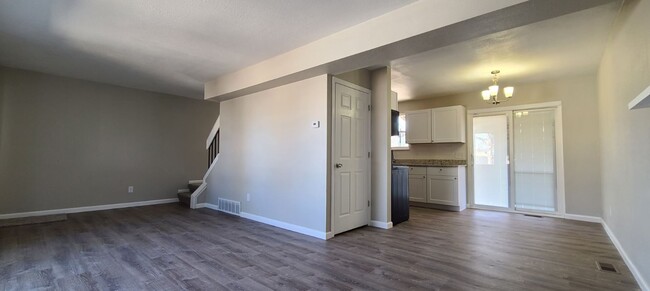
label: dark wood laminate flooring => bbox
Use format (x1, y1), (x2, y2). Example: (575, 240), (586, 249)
(0, 204), (640, 290)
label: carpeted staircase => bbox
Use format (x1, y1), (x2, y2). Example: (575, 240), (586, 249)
(178, 181), (202, 207)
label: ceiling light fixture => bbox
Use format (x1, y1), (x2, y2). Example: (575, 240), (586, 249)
(481, 70), (514, 105)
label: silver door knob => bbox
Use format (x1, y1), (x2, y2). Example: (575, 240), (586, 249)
(335, 163), (343, 168)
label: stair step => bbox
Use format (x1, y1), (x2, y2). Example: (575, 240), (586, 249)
(188, 183), (202, 193)
(177, 191), (191, 207)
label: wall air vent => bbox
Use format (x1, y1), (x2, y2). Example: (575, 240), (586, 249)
(217, 198), (241, 216)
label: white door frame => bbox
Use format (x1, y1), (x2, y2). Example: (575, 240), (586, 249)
(467, 101), (566, 218)
(330, 77), (372, 235)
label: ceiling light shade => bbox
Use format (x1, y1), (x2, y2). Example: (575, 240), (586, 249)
(504, 86), (514, 98)
(481, 69), (513, 105)
(481, 90), (490, 100)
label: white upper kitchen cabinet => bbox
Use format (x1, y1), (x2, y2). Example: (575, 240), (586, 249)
(431, 105), (466, 143)
(405, 109), (431, 143)
(404, 105), (466, 144)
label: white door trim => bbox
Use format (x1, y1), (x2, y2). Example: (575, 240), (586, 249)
(330, 77), (371, 235)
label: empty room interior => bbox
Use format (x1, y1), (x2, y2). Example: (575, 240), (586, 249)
(1, 0), (649, 290)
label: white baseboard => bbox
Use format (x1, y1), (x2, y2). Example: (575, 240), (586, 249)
(239, 211), (328, 240)
(197, 203), (328, 240)
(196, 202), (219, 211)
(564, 214), (603, 223)
(369, 220), (393, 229)
(602, 220), (649, 291)
(0, 198), (179, 220)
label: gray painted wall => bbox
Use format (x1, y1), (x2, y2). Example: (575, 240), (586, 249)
(598, 0), (650, 286)
(398, 74), (602, 217)
(0, 67), (219, 214)
(335, 69), (371, 90)
(204, 75), (328, 233)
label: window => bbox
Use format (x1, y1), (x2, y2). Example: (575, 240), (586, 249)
(473, 133), (495, 165)
(391, 114), (409, 149)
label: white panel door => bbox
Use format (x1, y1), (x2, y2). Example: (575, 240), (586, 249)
(432, 107), (459, 143)
(332, 78), (371, 235)
(405, 110), (431, 143)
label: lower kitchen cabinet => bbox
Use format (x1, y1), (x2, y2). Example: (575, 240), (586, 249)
(408, 166), (466, 211)
(408, 174), (427, 203)
(427, 175), (458, 205)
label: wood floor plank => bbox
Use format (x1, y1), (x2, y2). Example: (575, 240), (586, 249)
(0, 203), (640, 291)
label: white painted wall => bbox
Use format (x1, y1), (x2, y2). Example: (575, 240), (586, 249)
(598, 0), (650, 288)
(370, 68), (392, 225)
(204, 75), (329, 234)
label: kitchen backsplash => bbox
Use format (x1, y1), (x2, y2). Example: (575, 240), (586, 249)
(393, 143), (467, 160)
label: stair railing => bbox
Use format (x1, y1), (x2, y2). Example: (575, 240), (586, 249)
(190, 116), (220, 209)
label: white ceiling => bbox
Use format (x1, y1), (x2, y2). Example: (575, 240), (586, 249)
(0, 0), (414, 98)
(391, 2), (621, 101)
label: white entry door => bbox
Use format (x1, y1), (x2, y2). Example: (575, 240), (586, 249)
(331, 78), (371, 235)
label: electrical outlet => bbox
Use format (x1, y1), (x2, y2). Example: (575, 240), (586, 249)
(246, 193), (251, 201)
(128, 186), (134, 193)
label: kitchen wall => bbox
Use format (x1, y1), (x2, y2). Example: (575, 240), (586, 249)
(0, 66), (220, 215)
(396, 74), (602, 217)
(598, 0), (650, 287)
(204, 75), (329, 235)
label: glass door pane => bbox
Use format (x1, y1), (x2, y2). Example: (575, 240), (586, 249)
(472, 115), (509, 208)
(513, 109), (556, 212)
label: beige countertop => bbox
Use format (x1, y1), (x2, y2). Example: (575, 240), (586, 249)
(393, 159), (467, 167)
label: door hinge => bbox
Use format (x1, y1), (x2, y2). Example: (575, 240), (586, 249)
(368, 200), (370, 207)
(368, 105), (371, 111)
(368, 151), (371, 158)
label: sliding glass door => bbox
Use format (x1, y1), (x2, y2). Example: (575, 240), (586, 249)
(472, 114), (510, 209)
(470, 106), (560, 214)
(513, 109), (557, 212)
